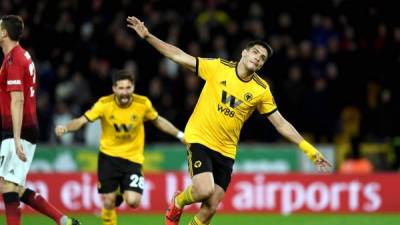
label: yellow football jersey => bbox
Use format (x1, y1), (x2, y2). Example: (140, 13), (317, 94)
(185, 58), (277, 159)
(84, 94), (158, 164)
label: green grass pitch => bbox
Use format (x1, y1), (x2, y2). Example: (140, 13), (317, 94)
(2, 213), (400, 225)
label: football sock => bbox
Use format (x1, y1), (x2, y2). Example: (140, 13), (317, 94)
(20, 188), (63, 224)
(188, 215), (208, 225)
(3, 192), (21, 225)
(101, 208), (117, 225)
(59, 216), (81, 225)
(176, 185), (194, 208)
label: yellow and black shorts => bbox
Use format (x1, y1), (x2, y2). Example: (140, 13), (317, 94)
(97, 152), (144, 194)
(187, 143), (234, 191)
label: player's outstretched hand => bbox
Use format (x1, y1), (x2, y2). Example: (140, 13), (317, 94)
(299, 140), (332, 173)
(55, 125), (68, 137)
(314, 153), (332, 173)
(126, 16), (149, 39)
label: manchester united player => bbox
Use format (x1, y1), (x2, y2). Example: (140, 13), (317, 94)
(0, 15), (80, 225)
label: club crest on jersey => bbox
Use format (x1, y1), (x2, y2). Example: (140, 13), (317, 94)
(244, 92), (253, 102)
(131, 115), (137, 121)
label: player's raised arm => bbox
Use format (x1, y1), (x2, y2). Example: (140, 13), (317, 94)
(267, 110), (332, 172)
(55, 116), (89, 137)
(126, 16), (196, 72)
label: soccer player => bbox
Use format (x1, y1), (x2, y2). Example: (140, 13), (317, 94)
(127, 16), (332, 225)
(55, 70), (186, 225)
(0, 15), (80, 225)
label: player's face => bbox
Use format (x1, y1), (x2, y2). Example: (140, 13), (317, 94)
(113, 79), (134, 106)
(242, 45), (268, 72)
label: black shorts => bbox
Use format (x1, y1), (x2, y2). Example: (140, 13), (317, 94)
(97, 152), (144, 194)
(187, 143), (234, 191)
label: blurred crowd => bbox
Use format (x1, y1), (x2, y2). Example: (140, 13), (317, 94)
(1, 0), (399, 155)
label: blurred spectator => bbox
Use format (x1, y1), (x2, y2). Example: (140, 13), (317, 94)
(84, 120), (101, 147)
(52, 101), (74, 144)
(339, 136), (374, 174)
(36, 92), (53, 142)
(281, 65), (306, 130)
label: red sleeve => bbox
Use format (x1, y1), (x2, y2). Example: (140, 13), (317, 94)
(6, 57), (24, 92)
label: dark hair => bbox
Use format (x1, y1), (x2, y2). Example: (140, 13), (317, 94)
(245, 40), (274, 59)
(0, 15), (24, 41)
(112, 70), (135, 85)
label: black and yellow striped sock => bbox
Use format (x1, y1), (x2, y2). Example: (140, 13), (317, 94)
(176, 185), (194, 208)
(188, 215), (207, 225)
(101, 208), (117, 225)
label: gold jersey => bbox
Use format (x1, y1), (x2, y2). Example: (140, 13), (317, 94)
(184, 58), (277, 159)
(84, 94), (158, 164)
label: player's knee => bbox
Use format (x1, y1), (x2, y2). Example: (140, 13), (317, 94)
(1, 181), (18, 193)
(125, 198), (141, 208)
(193, 184), (214, 200)
(103, 201), (115, 210)
(102, 196), (116, 209)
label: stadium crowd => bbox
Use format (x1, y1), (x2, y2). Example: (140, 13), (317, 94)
(1, 0), (399, 166)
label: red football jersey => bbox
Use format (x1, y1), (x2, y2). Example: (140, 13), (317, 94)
(0, 45), (38, 142)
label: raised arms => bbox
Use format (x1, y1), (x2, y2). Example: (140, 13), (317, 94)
(126, 16), (196, 72)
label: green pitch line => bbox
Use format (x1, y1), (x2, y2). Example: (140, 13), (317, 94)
(1, 213), (400, 225)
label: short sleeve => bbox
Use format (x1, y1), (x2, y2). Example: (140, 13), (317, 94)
(144, 98), (159, 121)
(257, 88), (278, 116)
(6, 57), (24, 92)
(196, 57), (220, 81)
(84, 100), (105, 122)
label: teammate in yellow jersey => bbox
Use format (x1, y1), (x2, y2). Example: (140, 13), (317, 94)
(127, 16), (332, 225)
(55, 70), (186, 225)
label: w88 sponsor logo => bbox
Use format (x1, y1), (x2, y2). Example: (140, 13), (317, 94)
(217, 104), (235, 117)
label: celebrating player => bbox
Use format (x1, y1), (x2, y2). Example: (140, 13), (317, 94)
(55, 70), (186, 225)
(127, 16), (332, 225)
